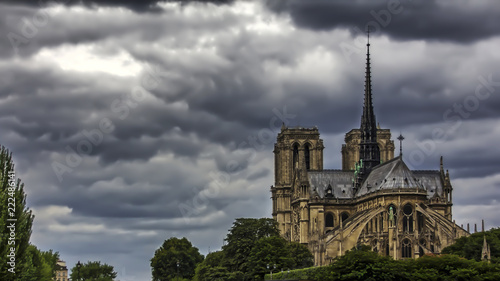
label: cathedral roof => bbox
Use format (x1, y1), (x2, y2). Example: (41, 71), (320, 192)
(306, 157), (445, 199)
(356, 156), (425, 196)
(413, 170), (444, 198)
(307, 170), (355, 199)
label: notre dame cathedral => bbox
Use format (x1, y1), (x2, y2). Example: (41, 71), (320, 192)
(270, 40), (469, 265)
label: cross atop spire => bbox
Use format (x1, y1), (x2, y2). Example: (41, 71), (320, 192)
(397, 134), (405, 156)
(367, 26), (370, 45)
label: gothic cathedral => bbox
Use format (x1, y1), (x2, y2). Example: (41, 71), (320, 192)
(270, 39), (469, 265)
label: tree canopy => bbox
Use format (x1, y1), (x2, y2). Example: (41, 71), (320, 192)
(222, 218), (280, 273)
(193, 217), (313, 280)
(268, 246), (500, 281)
(70, 260), (117, 281)
(18, 245), (59, 281)
(151, 237), (204, 281)
(442, 228), (500, 262)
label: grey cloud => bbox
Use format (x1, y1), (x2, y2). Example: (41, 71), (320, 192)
(265, 0), (500, 43)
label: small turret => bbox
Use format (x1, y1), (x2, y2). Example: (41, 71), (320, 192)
(482, 235), (491, 262)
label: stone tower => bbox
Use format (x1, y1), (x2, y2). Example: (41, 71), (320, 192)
(341, 128), (394, 171)
(271, 125), (324, 240)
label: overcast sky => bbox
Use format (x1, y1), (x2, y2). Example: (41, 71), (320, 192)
(2, 0), (500, 280)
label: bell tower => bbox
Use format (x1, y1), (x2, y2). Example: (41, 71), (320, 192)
(271, 125), (324, 239)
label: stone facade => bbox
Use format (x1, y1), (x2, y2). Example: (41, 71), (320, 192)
(270, 40), (469, 266)
(271, 128), (469, 265)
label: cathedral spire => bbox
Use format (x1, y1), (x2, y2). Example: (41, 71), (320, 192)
(359, 28), (380, 176)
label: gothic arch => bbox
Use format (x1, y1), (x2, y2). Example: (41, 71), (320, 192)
(402, 238), (412, 258)
(292, 143), (299, 168)
(340, 212), (349, 225)
(325, 212), (334, 228)
(304, 143), (311, 170)
(415, 204), (454, 238)
(402, 203), (414, 232)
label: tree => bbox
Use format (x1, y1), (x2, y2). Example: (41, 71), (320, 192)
(442, 228), (500, 262)
(288, 241), (314, 269)
(194, 251), (231, 281)
(248, 236), (294, 279)
(325, 246), (408, 281)
(151, 237), (204, 281)
(222, 218), (280, 273)
(39, 249), (60, 278)
(0, 145), (35, 280)
(17, 245), (58, 281)
(69, 261), (117, 281)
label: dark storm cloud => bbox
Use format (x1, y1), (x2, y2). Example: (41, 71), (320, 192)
(0, 0), (241, 59)
(265, 0), (500, 43)
(0, 0), (235, 12)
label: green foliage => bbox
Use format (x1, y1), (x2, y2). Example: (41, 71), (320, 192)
(265, 266), (329, 280)
(18, 245), (54, 281)
(326, 246), (408, 281)
(222, 218), (280, 273)
(248, 238), (314, 279)
(194, 218), (314, 281)
(406, 254), (500, 281)
(0, 145), (35, 280)
(194, 251), (232, 281)
(151, 237), (204, 281)
(69, 260), (117, 281)
(265, 247), (500, 281)
(248, 236), (294, 279)
(39, 248), (60, 278)
(288, 241), (315, 268)
(442, 228), (500, 261)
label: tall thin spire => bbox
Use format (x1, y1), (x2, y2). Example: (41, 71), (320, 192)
(359, 28), (380, 176)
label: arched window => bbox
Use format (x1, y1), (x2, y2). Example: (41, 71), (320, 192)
(341, 212), (349, 225)
(304, 144), (311, 170)
(417, 212), (424, 232)
(403, 203), (413, 232)
(403, 204), (412, 216)
(293, 144), (299, 168)
(402, 238), (412, 258)
(325, 213), (334, 227)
